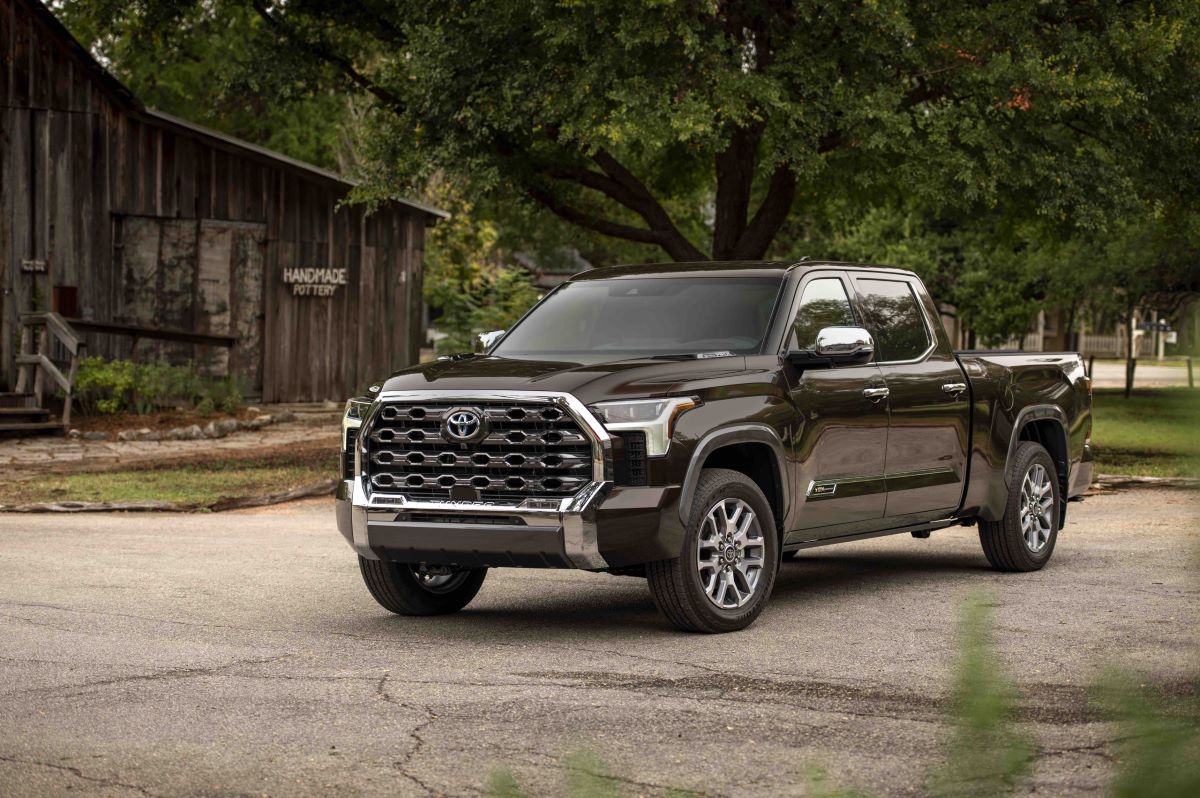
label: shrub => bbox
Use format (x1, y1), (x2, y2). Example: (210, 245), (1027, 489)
(73, 357), (243, 416)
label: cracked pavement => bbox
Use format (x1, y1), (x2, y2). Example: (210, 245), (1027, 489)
(0, 488), (1196, 797)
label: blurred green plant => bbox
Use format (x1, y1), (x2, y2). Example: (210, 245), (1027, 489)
(73, 357), (242, 416)
(1095, 672), (1200, 798)
(927, 592), (1033, 797)
(484, 592), (1200, 798)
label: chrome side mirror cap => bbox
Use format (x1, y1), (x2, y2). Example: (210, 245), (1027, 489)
(814, 326), (874, 361)
(475, 329), (506, 353)
(785, 326), (875, 368)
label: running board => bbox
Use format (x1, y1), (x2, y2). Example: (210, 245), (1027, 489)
(783, 518), (960, 552)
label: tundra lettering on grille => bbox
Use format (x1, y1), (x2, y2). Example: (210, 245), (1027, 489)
(363, 399), (594, 502)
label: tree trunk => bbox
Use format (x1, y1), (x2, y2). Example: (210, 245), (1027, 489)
(1124, 299), (1137, 399)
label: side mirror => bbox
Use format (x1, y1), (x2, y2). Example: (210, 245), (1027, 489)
(474, 329), (506, 353)
(787, 326), (875, 367)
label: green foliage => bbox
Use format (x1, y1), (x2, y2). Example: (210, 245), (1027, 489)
(424, 188), (541, 355)
(62, 1), (1200, 264)
(927, 593), (1033, 797)
(1095, 671), (1200, 798)
(57, 0), (355, 171)
(73, 357), (242, 416)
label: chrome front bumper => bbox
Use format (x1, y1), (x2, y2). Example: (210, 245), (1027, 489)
(337, 389), (614, 570)
(335, 478), (611, 569)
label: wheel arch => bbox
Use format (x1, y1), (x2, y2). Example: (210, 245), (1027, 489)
(678, 425), (788, 535)
(1007, 405), (1070, 526)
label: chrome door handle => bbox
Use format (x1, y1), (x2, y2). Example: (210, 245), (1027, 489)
(942, 382), (967, 395)
(863, 386), (890, 402)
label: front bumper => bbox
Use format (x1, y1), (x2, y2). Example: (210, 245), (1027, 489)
(335, 478), (683, 570)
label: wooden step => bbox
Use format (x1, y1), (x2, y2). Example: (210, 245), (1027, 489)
(0, 421), (63, 433)
(0, 392), (36, 408)
(0, 407), (50, 417)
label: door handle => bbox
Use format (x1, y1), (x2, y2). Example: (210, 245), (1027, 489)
(863, 386), (890, 402)
(942, 382), (967, 395)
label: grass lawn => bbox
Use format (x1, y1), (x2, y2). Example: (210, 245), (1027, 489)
(0, 448), (338, 508)
(1091, 388), (1200, 477)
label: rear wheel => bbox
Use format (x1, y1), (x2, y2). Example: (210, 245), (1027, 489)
(359, 558), (487, 615)
(979, 441), (1061, 572)
(647, 468), (779, 633)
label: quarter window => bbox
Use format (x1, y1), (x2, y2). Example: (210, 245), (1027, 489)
(789, 278), (855, 350)
(855, 279), (931, 361)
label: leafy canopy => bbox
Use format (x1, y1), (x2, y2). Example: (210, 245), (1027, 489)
(61, 0), (1200, 263)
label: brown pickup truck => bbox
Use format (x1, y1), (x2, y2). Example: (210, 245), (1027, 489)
(337, 261), (1094, 632)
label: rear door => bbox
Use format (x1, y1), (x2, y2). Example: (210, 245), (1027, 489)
(848, 273), (969, 524)
(783, 271), (891, 537)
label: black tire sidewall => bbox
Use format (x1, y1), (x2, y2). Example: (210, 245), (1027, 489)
(678, 469), (779, 632)
(360, 557), (487, 615)
(1003, 443), (1061, 569)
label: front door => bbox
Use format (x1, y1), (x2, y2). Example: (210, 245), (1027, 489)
(783, 273), (891, 539)
(849, 274), (969, 524)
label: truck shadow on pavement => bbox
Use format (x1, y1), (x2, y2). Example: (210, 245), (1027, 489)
(356, 547), (996, 640)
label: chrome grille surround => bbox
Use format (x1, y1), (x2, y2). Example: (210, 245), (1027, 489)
(361, 393), (604, 502)
(346, 390), (614, 569)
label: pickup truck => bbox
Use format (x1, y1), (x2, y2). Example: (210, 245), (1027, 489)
(337, 261), (1094, 633)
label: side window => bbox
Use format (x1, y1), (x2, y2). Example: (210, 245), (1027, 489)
(789, 278), (855, 350)
(855, 279), (931, 361)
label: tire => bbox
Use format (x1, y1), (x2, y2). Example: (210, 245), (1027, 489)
(647, 468), (780, 633)
(978, 441), (1061, 572)
(358, 557), (487, 615)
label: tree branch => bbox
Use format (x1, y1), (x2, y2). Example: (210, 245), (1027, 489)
(525, 187), (671, 248)
(249, 1), (405, 113)
(589, 150), (708, 261)
(730, 163), (797, 260)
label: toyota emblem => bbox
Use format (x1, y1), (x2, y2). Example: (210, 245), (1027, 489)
(441, 407), (487, 444)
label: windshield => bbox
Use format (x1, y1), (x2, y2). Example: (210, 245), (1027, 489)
(492, 277), (783, 362)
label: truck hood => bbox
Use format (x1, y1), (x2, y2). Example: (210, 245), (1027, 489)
(376, 354), (751, 405)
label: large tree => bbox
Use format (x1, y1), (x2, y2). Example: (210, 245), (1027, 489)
(68, 1), (1200, 262)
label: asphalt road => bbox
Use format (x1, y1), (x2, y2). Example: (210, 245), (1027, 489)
(1, 489), (1196, 797)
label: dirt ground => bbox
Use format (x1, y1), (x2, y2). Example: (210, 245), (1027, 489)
(0, 488), (1196, 797)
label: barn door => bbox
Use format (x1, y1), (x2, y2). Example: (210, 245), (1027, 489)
(116, 216), (265, 394)
(198, 220), (265, 396)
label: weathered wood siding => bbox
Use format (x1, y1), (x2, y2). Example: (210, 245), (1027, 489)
(0, 0), (432, 403)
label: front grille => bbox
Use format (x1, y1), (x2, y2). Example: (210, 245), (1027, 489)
(362, 399), (595, 502)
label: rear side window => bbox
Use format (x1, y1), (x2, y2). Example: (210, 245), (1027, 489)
(789, 278), (855, 350)
(855, 279), (931, 362)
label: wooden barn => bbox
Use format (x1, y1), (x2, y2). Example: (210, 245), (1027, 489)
(0, 0), (445, 425)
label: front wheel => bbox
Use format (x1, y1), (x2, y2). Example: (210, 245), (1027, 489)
(647, 468), (780, 633)
(978, 441), (1061, 572)
(359, 557), (487, 615)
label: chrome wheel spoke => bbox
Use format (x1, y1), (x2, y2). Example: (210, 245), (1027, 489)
(1018, 463), (1053, 554)
(696, 497), (765, 610)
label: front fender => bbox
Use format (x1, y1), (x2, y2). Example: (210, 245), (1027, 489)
(676, 423), (789, 526)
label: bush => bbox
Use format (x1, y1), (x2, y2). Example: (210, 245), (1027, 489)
(73, 357), (243, 417)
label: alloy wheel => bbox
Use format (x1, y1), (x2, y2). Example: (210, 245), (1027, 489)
(696, 497), (767, 609)
(1019, 463), (1054, 553)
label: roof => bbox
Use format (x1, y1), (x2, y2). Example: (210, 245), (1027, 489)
(571, 261), (794, 281)
(27, 0), (448, 221)
(144, 110), (449, 219)
(568, 259), (919, 281)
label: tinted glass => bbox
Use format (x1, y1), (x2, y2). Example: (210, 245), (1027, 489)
(493, 277), (782, 362)
(855, 279), (931, 361)
(789, 278), (855, 350)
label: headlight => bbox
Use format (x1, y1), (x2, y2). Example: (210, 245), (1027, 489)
(588, 397), (699, 457)
(344, 398), (372, 421)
